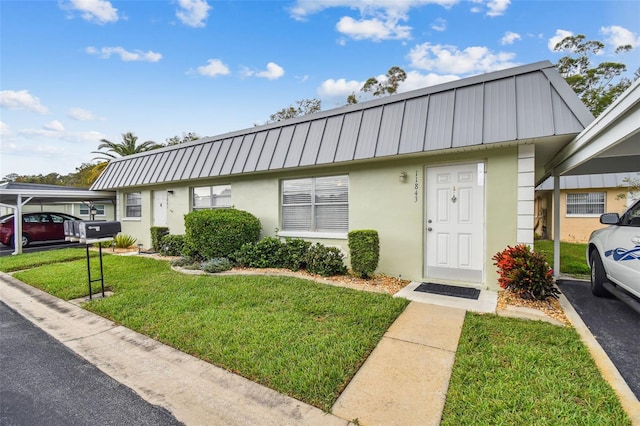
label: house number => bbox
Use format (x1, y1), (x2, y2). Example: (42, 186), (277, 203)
(414, 171), (419, 203)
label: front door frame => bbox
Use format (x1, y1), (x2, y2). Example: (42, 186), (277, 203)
(423, 161), (486, 285)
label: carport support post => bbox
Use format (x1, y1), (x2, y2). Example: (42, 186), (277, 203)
(553, 174), (561, 279)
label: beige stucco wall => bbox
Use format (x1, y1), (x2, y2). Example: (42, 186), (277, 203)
(116, 146), (520, 290)
(534, 187), (629, 243)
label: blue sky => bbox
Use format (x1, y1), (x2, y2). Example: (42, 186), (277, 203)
(1, 0), (639, 177)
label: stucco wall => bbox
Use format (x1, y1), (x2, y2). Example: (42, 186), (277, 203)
(116, 146), (520, 290)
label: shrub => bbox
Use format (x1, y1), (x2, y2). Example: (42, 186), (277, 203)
(160, 234), (185, 256)
(234, 236), (287, 268)
(183, 209), (261, 260)
(282, 238), (311, 271)
(348, 230), (380, 278)
(492, 244), (558, 300)
(170, 256), (199, 270)
(305, 243), (347, 277)
(150, 227), (170, 251)
(200, 257), (234, 273)
(114, 233), (137, 248)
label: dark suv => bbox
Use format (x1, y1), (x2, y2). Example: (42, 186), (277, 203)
(0, 212), (81, 247)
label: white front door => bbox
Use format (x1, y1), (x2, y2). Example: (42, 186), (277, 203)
(153, 191), (168, 227)
(425, 163), (485, 283)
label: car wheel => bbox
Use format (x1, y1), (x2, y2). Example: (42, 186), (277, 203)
(590, 250), (611, 297)
(9, 234), (31, 248)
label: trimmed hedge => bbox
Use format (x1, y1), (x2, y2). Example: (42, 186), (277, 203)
(234, 237), (312, 271)
(150, 227), (170, 251)
(161, 234), (185, 256)
(183, 208), (261, 260)
(348, 230), (380, 278)
(306, 243), (347, 277)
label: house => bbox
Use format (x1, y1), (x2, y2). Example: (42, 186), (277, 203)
(535, 172), (640, 242)
(90, 61), (594, 290)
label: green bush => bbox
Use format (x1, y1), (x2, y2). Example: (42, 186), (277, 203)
(170, 256), (199, 270)
(305, 243), (347, 277)
(235, 236), (287, 268)
(150, 227), (170, 251)
(200, 257), (234, 273)
(183, 209), (261, 260)
(114, 233), (137, 248)
(160, 234), (185, 256)
(282, 238), (311, 271)
(492, 244), (559, 300)
(348, 230), (380, 278)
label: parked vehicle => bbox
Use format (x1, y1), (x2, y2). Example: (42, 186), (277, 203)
(0, 212), (81, 248)
(587, 199), (640, 311)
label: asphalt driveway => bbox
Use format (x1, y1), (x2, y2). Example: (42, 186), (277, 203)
(557, 279), (640, 399)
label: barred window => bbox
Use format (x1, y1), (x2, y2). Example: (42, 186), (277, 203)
(192, 185), (231, 210)
(281, 175), (348, 233)
(566, 192), (605, 216)
(125, 192), (142, 218)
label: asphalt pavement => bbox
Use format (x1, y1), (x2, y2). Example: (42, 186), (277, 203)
(0, 301), (183, 426)
(557, 279), (640, 399)
(0, 240), (84, 256)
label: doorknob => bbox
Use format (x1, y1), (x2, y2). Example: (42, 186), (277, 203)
(633, 236), (640, 244)
(427, 227), (433, 232)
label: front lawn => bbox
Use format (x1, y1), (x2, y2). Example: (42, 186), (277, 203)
(442, 313), (630, 425)
(10, 252), (408, 411)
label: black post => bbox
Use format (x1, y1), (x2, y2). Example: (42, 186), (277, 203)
(86, 244), (93, 300)
(98, 244), (105, 297)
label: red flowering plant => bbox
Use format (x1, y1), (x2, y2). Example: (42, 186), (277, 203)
(492, 244), (559, 300)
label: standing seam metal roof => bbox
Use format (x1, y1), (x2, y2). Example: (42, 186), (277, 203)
(91, 61), (594, 190)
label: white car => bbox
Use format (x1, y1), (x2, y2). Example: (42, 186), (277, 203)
(587, 199), (640, 308)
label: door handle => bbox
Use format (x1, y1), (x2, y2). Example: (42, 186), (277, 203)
(427, 227), (433, 232)
(633, 236), (640, 244)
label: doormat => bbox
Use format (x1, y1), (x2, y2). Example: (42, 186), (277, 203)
(414, 282), (480, 300)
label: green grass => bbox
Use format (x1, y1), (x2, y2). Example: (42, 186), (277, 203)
(12, 254), (409, 411)
(0, 248), (88, 273)
(442, 313), (630, 425)
(535, 240), (590, 276)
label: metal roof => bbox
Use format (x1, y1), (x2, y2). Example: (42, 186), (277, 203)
(92, 61), (594, 190)
(536, 172), (639, 190)
(0, 182), (115, 206)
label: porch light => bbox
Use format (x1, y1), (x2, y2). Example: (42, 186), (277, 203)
(399, 172), (408, 183)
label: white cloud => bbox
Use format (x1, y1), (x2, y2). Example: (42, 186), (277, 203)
(195, 59), (230, 77)
(501, 31), (521, 45)
(399, 70), (459, 92)
(61, 0), (119, 24)
(257, 62), (285, 80)
(486, 0), (510, 16)
(0, 90), (49, 114)
(317, 78), (362, 98)
(601, 25), (640, 49)
(43, 120), (65, 132)
(336, 16), (412, 41)
(176, 0), (211, 28)
(0, 121), (9, 137)
(431, 18), (446, 32)
(68, 108), (99, 121)
(86, 46), (162, 62)
(408, 42), (518, 74)
(289, 0), (458, 21)
(548, 29), (573, 51)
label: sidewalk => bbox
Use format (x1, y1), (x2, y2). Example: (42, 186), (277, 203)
(0, 272), (472, 425)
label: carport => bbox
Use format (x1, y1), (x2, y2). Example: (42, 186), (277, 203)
(545, 78), (640, 275)
(0, 182), (116, 255)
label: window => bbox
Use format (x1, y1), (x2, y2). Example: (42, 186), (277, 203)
(566, 192), (605, 216)
(79, 204), (105, 216)
(281, 175), (348, 233)
(192, 185), (231, 210)
(125, 192), (142, 218)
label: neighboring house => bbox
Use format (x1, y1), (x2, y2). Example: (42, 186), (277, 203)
(535, 172), (640, 243)
(91, 61), (593, 291)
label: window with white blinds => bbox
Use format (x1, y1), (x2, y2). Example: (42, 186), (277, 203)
(566, 192), (605, 216)
(192, 185), (232, 210)
(281, 175), (348, 233)
(125, 192), (142, 218)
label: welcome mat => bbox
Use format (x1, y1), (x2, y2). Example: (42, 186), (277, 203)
(414, 282), (480, 300)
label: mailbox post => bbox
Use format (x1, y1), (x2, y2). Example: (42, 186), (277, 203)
(65, 220), (121, 300)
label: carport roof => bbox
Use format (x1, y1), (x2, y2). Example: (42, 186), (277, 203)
(0, 182), (115, 206)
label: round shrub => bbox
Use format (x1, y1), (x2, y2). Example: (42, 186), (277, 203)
(492, 244), (558, 300)
(160, 234), (185, 256)
(234, 236), (287, 268)
(282, 238), (311, 271)
(183, 208), (261, 260)
(348, 230), (380, 278)
(305, 243), (347, 277)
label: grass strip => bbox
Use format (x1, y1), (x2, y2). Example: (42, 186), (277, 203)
(0, 248), (88, 273)
(441, 313), (630, 425)
(534, 240), (590, 276)
(12, 255), (409, 411)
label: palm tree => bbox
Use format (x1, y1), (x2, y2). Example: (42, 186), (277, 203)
(92, 132), (162, 161)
